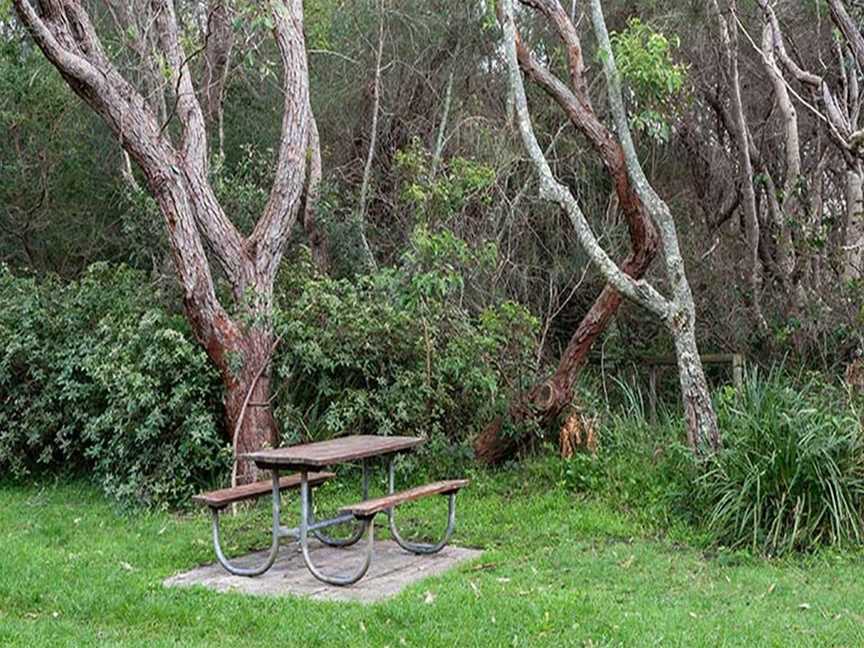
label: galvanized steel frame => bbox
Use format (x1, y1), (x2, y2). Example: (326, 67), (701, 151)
(208, 456), (459, 585)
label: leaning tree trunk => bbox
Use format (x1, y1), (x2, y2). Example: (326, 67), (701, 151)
(496, 0), (721, 458)
(474, 0), (659, 464)
(473, 226), (656, 464)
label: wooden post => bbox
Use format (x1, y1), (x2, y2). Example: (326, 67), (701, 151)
(732, 353), (744, 392)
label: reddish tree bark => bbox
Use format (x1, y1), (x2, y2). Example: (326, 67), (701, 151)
(474, 0), (659, 464)
(14, 0), (314, 483)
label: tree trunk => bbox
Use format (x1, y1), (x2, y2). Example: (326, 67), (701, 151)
(475, 0), (659, 465)
(14, 0), (312, 488)
(223, 329), (278, 485)
(473, 246), (654, 464)
(712, 0), (766, 330)
(669, 311), (720, 452)
(303, 114), (330, 273)
(844, 166), (864, 280)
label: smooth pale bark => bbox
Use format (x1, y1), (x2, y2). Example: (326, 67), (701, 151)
(757, 0), (854, 161)
(302, 114), (330, 272)
(430, 68), (455, 180)
(587, 0), (720, 451)
(759, 23), (799, 283)
(710, 0), (765, 330)
(828, 0), (864, 81)
(13, 0), (314, 483)
(845, 165), (864, 280)
(357, 0), (385, 271)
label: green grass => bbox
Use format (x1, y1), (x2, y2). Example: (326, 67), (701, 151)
(2, 463), (864, 647)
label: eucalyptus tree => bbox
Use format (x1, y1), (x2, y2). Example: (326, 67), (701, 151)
(12, 0), (319, 483)
(499, 0), (720, 452)
(702, 0), (864, 354)
(474, 0), (659, 463)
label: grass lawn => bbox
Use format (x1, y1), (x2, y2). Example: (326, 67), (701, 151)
(2, 463), (864, 647)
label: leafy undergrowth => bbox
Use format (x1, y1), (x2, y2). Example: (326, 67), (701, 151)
(3, 468), (864, 647)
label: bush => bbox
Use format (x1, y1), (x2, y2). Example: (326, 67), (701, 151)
(0, 264), (227, 508)
(690, 370), (864, 555)
(273, 226), (538, 476)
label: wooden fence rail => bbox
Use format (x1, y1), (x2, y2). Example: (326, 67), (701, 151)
(589, 353), (745, 424)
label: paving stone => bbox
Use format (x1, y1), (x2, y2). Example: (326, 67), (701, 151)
(164, 539), (482, 604)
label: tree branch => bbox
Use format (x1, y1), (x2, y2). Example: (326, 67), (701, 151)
(250, 0), (311, 282)
(499, 0), (671, 318)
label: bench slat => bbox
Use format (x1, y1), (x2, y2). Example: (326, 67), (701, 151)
(193, 471), (335, 509)
(341, 479), (469, 518)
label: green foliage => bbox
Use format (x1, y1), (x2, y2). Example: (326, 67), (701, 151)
(272, 228), (537, 475)
(610, 18), (686, 141)
(689, 370), (864, 555)
(555, 381), (697, 535)
(0, 264), (226, 508)
(394, 138), (497, 222)
(0, 41), (130, 274)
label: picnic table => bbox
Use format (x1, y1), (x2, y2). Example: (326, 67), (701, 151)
(193, 435), (468, 586)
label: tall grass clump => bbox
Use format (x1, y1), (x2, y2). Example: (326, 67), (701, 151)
(692, 369), (864, 555)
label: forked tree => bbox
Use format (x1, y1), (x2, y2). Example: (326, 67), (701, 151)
(499, 0), (720, 452)
(12, 0), (317, 483)
(474, 0), (659, 464)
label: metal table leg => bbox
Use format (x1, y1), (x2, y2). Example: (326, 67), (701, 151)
(310, 459), (369, 548)
(299, 471), (374, 586)
(211, 470), (282, 577)
(387, 459), (456, 555)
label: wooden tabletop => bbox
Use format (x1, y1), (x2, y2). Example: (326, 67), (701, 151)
(244, 435), (425, 469)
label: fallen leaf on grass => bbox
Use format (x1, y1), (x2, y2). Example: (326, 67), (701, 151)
(618, 555), (635, 569)
(470, 562), (498, 572)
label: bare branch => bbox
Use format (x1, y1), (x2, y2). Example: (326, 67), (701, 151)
(828, 0), (864, 73)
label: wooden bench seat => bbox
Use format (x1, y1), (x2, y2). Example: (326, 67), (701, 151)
(341, 479), (469, 519)
(193, 471), (335, 509)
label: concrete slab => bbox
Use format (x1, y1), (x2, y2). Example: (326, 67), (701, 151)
(164, 539), (482, 604)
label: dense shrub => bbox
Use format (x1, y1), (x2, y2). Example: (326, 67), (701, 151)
(0, 229), (537, 503)
(272, 226), (538, 475)
(688, 370), (864, 555)
(0, 264), (227, 508)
